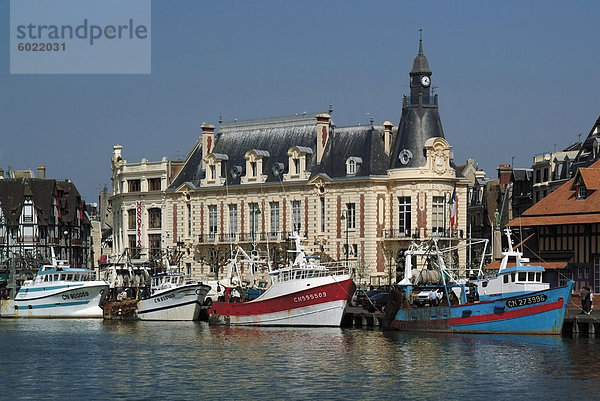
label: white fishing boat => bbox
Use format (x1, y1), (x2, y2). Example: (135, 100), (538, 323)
(208, 232), (356, 326)
(101, 255), (211, 321)
(6, 251), (109, 318)
(136, 269), (211, 321)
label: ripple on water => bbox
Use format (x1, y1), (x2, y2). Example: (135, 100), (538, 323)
(1, 320), (600, 400)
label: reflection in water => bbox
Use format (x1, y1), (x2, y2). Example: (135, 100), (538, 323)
(1, 320), (599, 400)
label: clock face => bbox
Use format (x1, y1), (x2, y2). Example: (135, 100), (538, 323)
(420, 75), (431, 87)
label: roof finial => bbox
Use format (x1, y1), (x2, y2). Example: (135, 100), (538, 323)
(418, 28), (424, 55)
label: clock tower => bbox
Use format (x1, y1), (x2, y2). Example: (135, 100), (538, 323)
(409, 34), (432, 103)
(390, 34), (446, 169)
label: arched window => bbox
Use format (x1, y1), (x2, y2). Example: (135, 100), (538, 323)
(148, 208), (162, 229)
(346, 157), (362, 176)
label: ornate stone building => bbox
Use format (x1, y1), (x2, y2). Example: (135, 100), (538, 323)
(110, 39), (469, 285)
(110, 145), (184, 263)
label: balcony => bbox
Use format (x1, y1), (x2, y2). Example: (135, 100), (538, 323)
(404, 94), (437, 106)
(197, 231), (302, 245)
(383, 228), (413, 239)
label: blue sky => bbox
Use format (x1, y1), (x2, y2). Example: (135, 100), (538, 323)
(1, 0), (599, 203)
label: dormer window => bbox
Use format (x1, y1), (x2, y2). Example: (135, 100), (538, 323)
(241, 149), (269, 184)
(202, 153), (228, 186)
(578, 185), (587, 199)
(345, 157), (362, 176)
(284, 146), (313, 181)
(22, 196), (34, 223)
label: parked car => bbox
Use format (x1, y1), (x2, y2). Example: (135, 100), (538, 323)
(357, 290), (378, 308)
(357, 285), (394, 310)
(365, 291), (391, 312)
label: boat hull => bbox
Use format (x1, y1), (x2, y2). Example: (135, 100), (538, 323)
(391, 281), (574, 335)
(136, 283), (211, 321)
(208, 277), (356, 326)
(6, 282), (109, 318)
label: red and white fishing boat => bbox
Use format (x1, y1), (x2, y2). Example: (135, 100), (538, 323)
(207, 233), (356, 326)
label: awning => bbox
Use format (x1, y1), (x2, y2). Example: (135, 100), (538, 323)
(485, 260), (568, 270)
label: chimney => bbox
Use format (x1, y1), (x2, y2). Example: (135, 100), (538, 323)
(201, 123), (216, 169)
(497, 164), (512, 186)
(316, 113), (331, 164)
(383, 121), (393, 156)
(37, 165), (46, 179)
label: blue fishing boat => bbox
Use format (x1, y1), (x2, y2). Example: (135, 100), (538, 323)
(385, 229), (574, 335)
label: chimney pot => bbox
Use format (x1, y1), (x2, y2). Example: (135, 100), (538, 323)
(37, 165), (46, 179)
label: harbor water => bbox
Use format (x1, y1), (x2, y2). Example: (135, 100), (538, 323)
(1, 319), (599, 400)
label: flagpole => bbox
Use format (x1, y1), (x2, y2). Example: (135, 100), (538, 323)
(449, 187), (456, 238)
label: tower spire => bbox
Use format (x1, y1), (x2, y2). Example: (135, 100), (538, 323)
(419, 29), (423, 55)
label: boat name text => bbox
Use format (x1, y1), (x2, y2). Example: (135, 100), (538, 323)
(506, 294), (547, 308)
(155, 293), (175, 303)
(294, 291), (326, 303)
(62, 291), (89, 300)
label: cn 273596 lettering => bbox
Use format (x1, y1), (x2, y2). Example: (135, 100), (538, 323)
(506, 294), (547, 308)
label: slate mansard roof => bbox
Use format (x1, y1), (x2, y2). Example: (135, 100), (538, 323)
(168, 114), (390, 190)
(314, 125), (390, 179)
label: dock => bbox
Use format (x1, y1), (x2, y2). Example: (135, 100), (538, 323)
(562, 309), (600, 337)
(342, 306), (384, 327)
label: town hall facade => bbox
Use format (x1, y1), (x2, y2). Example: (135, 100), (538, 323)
(110, 40), (469, 285)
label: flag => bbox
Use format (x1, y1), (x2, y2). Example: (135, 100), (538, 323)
(449, 188), (456, 229)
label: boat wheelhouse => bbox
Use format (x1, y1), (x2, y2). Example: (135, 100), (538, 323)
(472, 228), (549, 301)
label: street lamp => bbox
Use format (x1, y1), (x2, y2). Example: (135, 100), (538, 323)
(340, 210), (348, 267)
(63, 229), (70, 265)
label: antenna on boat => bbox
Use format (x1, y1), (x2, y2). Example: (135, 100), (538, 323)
(50, 247), (57, 266)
